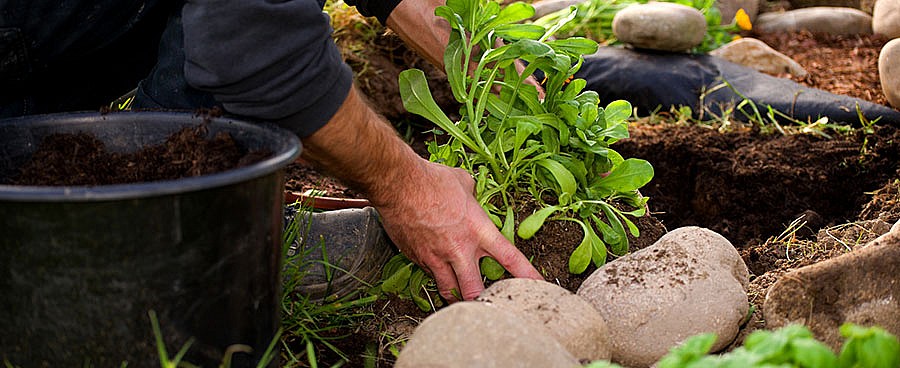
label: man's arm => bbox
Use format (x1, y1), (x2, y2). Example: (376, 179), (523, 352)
(302, 87), (543, 301)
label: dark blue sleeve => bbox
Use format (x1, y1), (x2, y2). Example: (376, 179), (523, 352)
(344, 0), (403, 24)
(182, 0), (353, 137)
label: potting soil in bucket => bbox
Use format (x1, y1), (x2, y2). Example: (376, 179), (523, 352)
(0, 112), (301, 367)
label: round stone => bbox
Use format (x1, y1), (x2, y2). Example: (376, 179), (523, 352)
(612, 3), (707, 52)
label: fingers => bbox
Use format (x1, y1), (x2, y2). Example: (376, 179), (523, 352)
(482, 230), (544, 281)
(429, 261), (461, 302)
(450, 254), (487, 301)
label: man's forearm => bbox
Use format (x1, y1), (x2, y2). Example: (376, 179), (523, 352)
(300, 86), (420, 207)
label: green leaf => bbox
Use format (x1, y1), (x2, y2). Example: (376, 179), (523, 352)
(542, 126), (560, 154)
(382, 253), (410, 279)
(585, 221), (607, 267)
(486, 93), (527, 118)
(444, 38), (467, 103)
(599, 205), (629, 255)
(536, 158), (577, 205)
(541, 6), (578, 41)
(517, 205), (561, 239)
(559, 78), (587, 102)
(515, 85), (546, 115)
(408, 269), (433, 311)
(552, 154), (588, 188)
(568, 222), (592, 274)
(656, 333), (718, 368)
(839, 324), (900, 368)
(501, 207), (516, 244)
(790, 338), (838, 368)
(547, 37), (599, 56)
(512, 117), (542, 153)
(480, 257), (506, 280)
(485, 39), (554, 64)
(604, 100), (633, 124)
(382, 262), (413, 294)
(399, 69), (482, 154)
(489, 2), (535, 27)
(495, 24), (547, 41)
(591, 158), (654, 197)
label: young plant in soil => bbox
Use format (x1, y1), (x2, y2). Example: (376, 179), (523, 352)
(399, 0), (654, 276)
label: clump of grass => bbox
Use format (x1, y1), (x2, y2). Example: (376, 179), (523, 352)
(279, 202), (382, 367)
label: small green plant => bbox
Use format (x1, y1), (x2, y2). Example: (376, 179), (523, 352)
(585, 323), (900, 368)
(377, 253), (443, 312)
(399, 0), (653, 276)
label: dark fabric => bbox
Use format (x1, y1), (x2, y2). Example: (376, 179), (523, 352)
(2, 0), (361, 138)
(345, 0), (404, 24)
(180, 0), (354, 137)
(0, 0), (172, 117)
(132, 11), (219, 111)
(574, 47), (900, 125)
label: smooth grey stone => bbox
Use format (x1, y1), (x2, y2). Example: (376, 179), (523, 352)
(873, 0), (900, 38)
(394, 301), (581, 368)
(612, 3), (707, 52)
(756, 7), (873, 35)
(577, 227), (750, 367)
(478, 278), (612, 362)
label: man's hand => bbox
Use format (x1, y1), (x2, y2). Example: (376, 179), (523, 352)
(376, 160), (543, 301)
(301, 87), (543, 302)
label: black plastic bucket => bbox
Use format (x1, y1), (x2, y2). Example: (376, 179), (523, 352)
(0, 112), (301, 367)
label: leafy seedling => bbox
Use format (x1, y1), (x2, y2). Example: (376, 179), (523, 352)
(400, 0), (654, 276)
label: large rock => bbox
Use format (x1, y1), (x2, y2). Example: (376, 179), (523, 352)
(756, 7), (873, 35)
(873, 0), (900, 39)
(765, 220), (900, 351)
(576, 227), (750, 368)
(710, 37), (808, 77)
(477, 278), (612, 362)
(394, 302), (580, 368)
(612, 3), (708, 52)
(881, 38), (900, 108)
(716, 0), (760, 24)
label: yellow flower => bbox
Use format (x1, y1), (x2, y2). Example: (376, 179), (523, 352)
(735, 8), (752, 31)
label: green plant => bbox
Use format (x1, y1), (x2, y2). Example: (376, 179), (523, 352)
(399, 0), (653, 276)
(584, 323), (900, 368)
(532, 0), (749, 53)
(147, 310), (281, 368)
(378, 253), (443, 312)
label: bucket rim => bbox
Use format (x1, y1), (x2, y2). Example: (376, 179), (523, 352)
(0, 111), (301, 202)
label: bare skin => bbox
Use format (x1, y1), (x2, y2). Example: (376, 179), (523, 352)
(301, 87), (543, 301)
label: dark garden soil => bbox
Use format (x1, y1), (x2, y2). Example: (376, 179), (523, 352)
(284, 15), (900, 366)
(5, 124), (267, 186)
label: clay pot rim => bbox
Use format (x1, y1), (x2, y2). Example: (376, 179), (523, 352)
(283, 190), (371, 210)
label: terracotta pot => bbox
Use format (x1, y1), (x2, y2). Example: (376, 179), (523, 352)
(284, 190), (371, 210)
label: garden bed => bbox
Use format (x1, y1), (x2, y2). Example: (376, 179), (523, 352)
(284, 14), (900, 366)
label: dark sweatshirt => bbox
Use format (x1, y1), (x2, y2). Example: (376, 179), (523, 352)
(182, 0), (402, 136)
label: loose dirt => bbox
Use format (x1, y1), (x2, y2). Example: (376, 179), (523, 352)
(6, 124), (268, 186)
